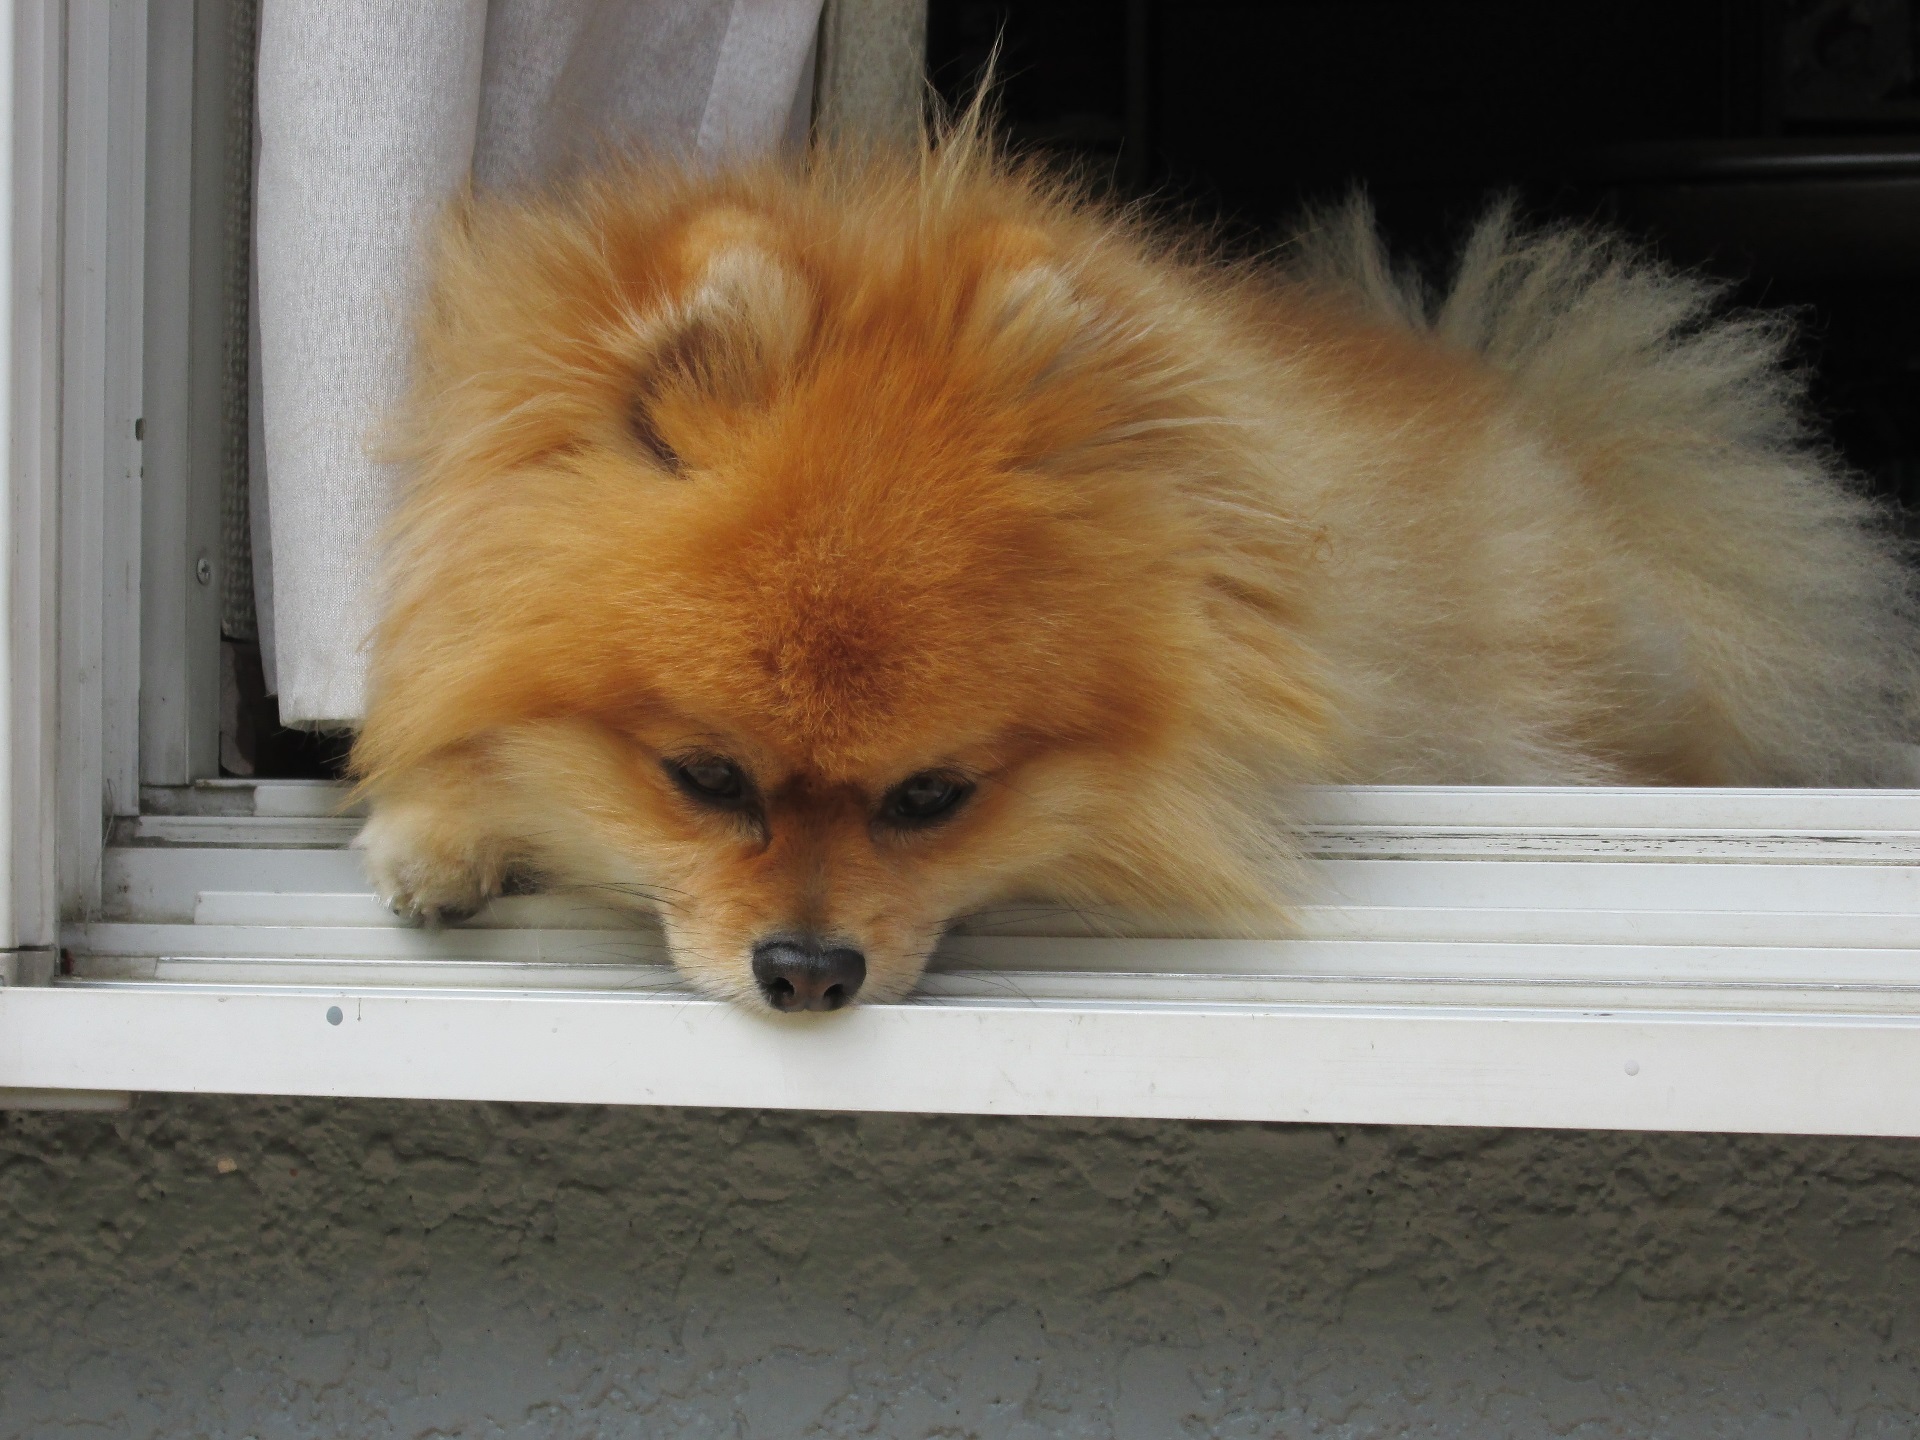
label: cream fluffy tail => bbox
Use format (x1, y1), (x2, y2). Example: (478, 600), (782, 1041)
(1293, 198), (1920, 785)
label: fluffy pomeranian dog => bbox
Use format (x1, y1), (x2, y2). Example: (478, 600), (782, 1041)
(353, 123), (1918, 1011)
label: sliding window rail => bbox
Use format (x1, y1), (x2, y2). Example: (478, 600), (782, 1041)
(7, 781), (1919, 1133)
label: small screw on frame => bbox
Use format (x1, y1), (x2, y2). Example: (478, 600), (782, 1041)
(195, 555), (212, 585)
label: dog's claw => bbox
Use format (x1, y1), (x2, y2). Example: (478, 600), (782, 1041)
(359, 811), (500, 930)
(383, 894), (480, 928)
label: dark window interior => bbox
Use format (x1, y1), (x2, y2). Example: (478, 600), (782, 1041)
(928, 0), (1920, 521)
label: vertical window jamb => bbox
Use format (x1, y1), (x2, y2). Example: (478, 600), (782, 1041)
(56, 0), (146, 920)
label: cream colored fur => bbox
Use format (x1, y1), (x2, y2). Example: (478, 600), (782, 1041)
(1252, 196), (1918, 786)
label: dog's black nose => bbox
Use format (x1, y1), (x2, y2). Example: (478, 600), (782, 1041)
(751, 937), (866, 1012)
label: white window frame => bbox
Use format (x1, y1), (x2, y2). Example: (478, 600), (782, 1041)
(7, 0), (1920, 1134)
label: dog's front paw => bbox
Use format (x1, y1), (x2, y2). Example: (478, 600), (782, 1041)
(356, 807), (507, 927)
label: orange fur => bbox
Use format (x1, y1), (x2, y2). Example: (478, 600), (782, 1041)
(353, 130), (1918, 1007)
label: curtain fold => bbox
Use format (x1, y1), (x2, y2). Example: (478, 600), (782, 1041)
(252, 0), (831, 726)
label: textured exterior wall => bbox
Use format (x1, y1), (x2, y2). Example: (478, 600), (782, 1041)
(2, 1098), (1918, 1438)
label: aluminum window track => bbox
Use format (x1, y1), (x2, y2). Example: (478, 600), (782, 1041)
(7, 781), (1920, 1134)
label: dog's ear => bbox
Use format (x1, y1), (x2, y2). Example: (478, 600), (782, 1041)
(964, 230), (1106, 392)
(626, 210), (811, 471)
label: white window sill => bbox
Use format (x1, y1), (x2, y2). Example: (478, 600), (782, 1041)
(6, 782), (1920, 1134)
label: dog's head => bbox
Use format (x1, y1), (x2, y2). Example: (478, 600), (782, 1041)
(358, 162), (1325, 1008)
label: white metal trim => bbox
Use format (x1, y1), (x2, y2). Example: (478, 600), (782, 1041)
(104, 790), (1920, 860)
(8, 1), (59, 950)
(9, 983), (1920, 1136)
(56, 0), (148, 918)
(1292, 784), (1920, 828)
(0, 0), (16, 948)
(57, 924), (1920, 1010)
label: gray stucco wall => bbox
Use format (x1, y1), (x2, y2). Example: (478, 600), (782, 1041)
(2, 1099), (1917, 1438)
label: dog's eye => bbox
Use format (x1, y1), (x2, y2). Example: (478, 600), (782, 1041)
(879, 772), (974, 828)
(665, 755), (749, 807)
